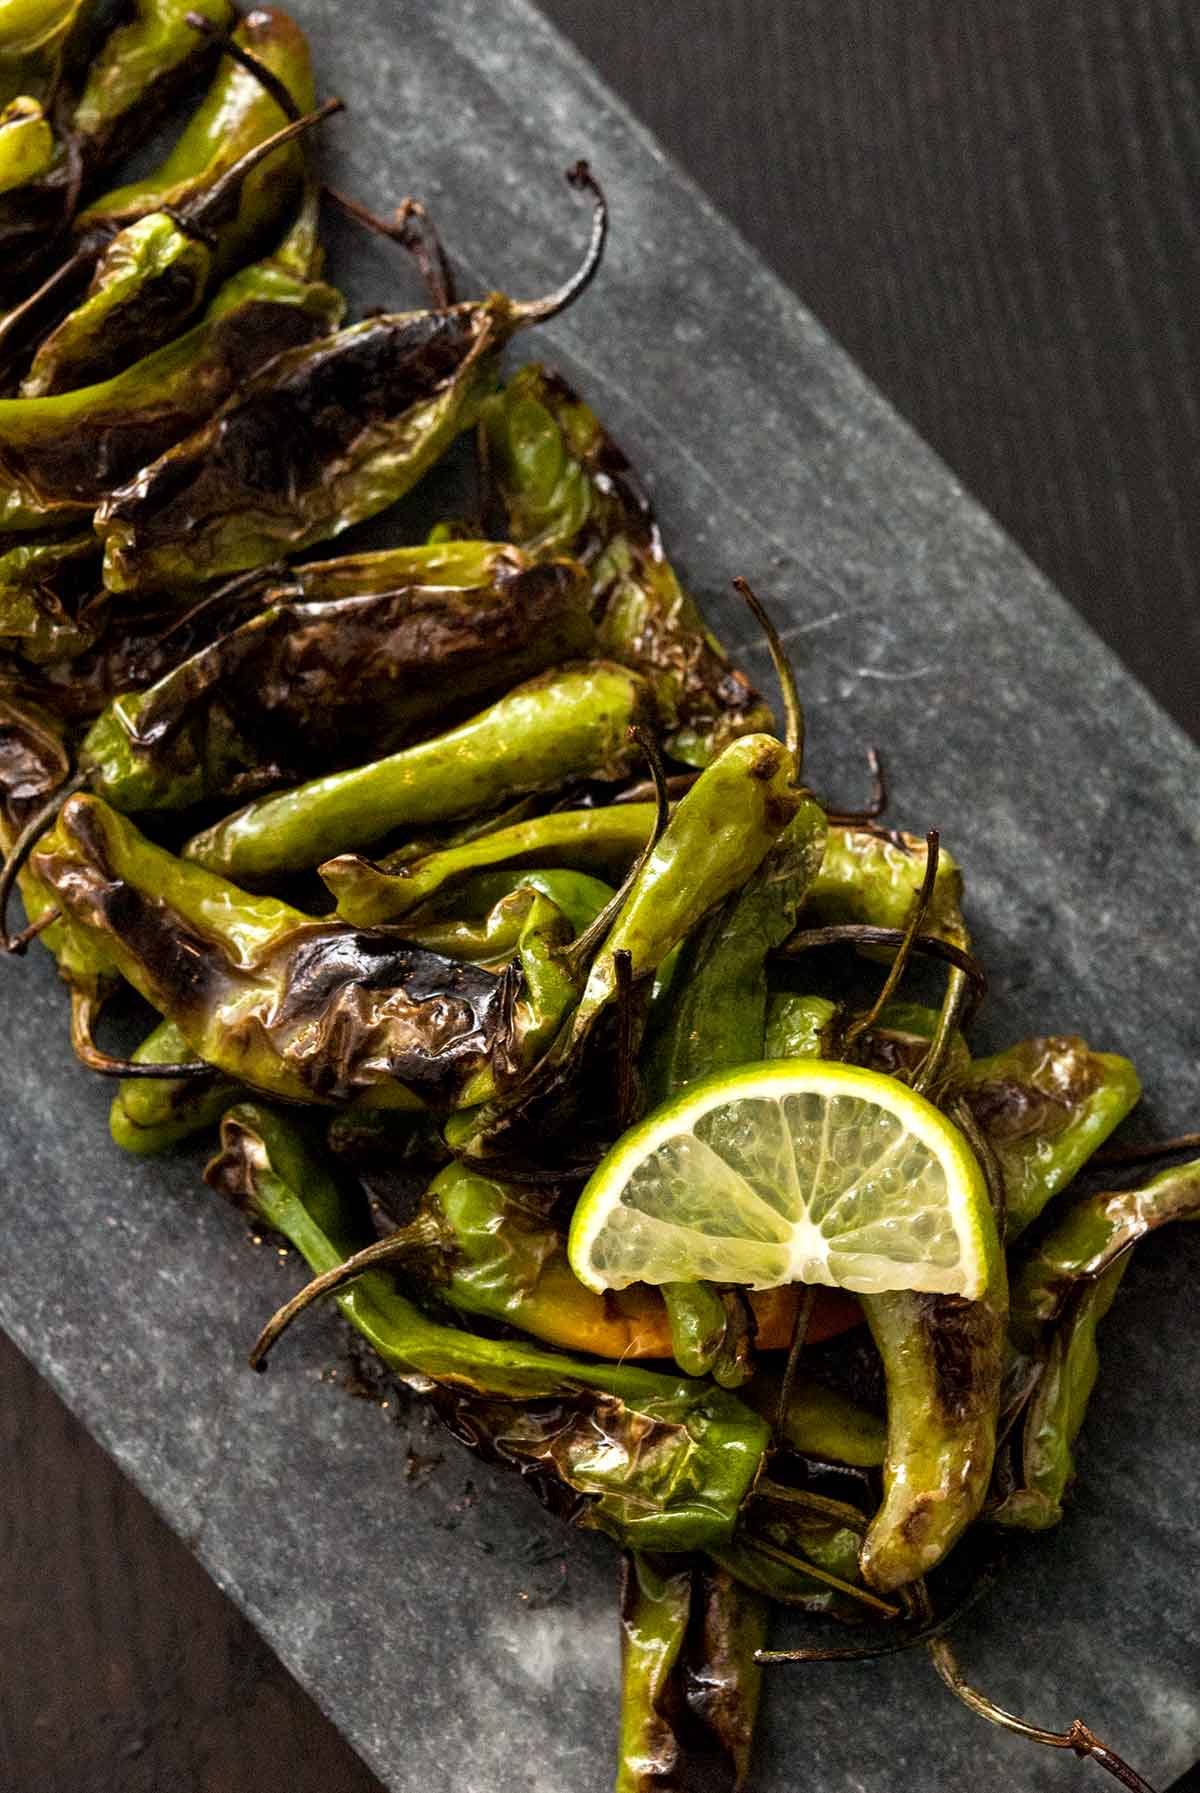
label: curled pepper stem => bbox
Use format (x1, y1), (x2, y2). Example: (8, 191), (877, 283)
(186, 98), (347, 236)
(561, 724), (670, 979)
(825, 747), (888, 823)
(928, 1640), (1160, 1793)
(774, 924), (988, 1024)
(69, 990), (216, 1079)
(733, 577), (805, 780)
(323, 188), (458, 309)
(249, 1214), (449, 1371)
(0, 767), (90, 954)
(913, 963), (972, 1098)
(756, 1569), (995, 1665)
(513, 161), (609, 324)
(843, 830), (939, 1047)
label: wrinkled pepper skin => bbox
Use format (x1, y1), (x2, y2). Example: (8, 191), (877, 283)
(482, 363), (772, 766)
(98, 296), (555, 591)
(207, 1104), (770, 1549)
(286, 537), (530, 603)
(184, 661), (650, 882)
(991, 1258), (1129, 1532)
(110, 1018), (242, 1155)
(0, 254), (343, 532)
(960, 1037), (1141, 1238)
(81, 556), (594, 812)
(32, 794), (527, 1110)
(763, 991), (838, 1060)
(616, 1552), (693, 1793)
(801, 823), (969, 953)
(397, 869), (614, 962)
(325, 801), (658, 929)
(0, 529), (103, 661)
(1009, 1156), (1200, 1351)
(21, 210), (213, 397)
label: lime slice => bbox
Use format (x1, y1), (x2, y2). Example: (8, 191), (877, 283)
(569, 1060), (998, 1301)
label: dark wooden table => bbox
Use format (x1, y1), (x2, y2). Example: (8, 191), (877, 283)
(3, 3), (1197, 1787)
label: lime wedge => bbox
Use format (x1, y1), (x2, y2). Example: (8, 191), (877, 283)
(569, 1060), (998, 1301)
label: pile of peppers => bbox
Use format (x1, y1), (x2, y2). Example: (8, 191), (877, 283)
(0, 11), (1193, 1789)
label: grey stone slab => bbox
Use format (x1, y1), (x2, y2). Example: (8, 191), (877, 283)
(2, 0), (1198, 1788)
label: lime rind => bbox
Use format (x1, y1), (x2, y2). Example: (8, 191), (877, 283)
(569, 1059), (995, 1301)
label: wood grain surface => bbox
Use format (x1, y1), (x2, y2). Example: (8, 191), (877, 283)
(2, 2), (1197, 1788)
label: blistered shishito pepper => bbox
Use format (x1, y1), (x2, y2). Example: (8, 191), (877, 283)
(801, 823), (969, 953)
(324, 801), (657, 929)
(109, 1018), (241, 1155)
(207, 1103), (770, 1550)
(95, 173), (608, 592)
(959, 1037), (1141, 1238)
(0, 530), (104, 662)
(482, 363), (772, 767)
(1009, 1156), (1200, 1350)
(615, 1556), (767, 1793)
(395, 869), (614, 962)
(0, 0), (234, 305)
(0, 239), (343, 533)
(32, 793), (565, 1110)
(22, 95), (333, 396)
(183, 661), (650, 882)
(80, 555), (593, 812)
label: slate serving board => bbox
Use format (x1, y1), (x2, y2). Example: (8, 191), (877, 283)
(2, 1), (1198, 1787)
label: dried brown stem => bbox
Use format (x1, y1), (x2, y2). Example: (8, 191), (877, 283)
(733, 576), (804, 779)
(843, 830), (939, 1046)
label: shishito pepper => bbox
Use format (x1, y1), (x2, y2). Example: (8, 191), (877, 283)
(801, 822), (969, 953)
(0, 0), (235, 305)
(30, 795), (581, 1109)
(959, 1036), (1141, 1238)
(95, 170), (609, 591)
(324, 800), (659, 929)
(109, 1018), (241, 1155)
(481, 363), (772, 767)
(0, 530), (103, 661)
(0, 95), (53, 193)
(0, 237), (343, 533)
(80, 554), (594, 813)
(183, 661), (650, 883)
(207, 1103), (770, 1551)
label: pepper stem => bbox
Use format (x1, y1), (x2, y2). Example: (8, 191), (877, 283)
(733, 577), (805, 780)
(773, 1283), (815, 1442)
(186, 98), (346, 235)
(612, 948), (638, 1131)
(843, 830), (939, 1048)
(912, 963), (972, 1098)
(185, 11), (303, 118)
(929, 1640), (1160, 1793)
(323, 188), (458, 309)
(0, 767), (89, 954)
(774, 923), (988, 1023)
(1093, 1131), (1200, 1167)
(69, 989), (215, 1078)
(825, 747), (888, 823)
(738, 1534), (900, 1617)
(513, 161), (609, 324)
(249, 1214), (448, 1371)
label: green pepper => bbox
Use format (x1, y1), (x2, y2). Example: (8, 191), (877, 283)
(183, 661), (650, 883)
(79, 555), (594, 812)
(481, 363), (772, 767)
(395, 869), (614, 961)
(79, 6), (313, 252)
(33, 793), (557, 1110)
(96, 175), (608, 591)
(0, 94), (53, 192)
(0, 0), (234, 306)
(324, 801), (657, 929)
(206, 1103), (770, 1550)
(1009, 1156), (1200, 1351)
(0, 246), (342, 533)
(959, 1037), (1141, 1238)
(991, 1257), (1129, 1532)
(615, 1556), (767, 1793)
(0, 0), (90, 104)
(802, 823), (968, 953)
(109, 1018), (241, 1155)
(0, 530), (104, 662)
(742, 1370), (886, 1468)
(763, 991), (838, 1059)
